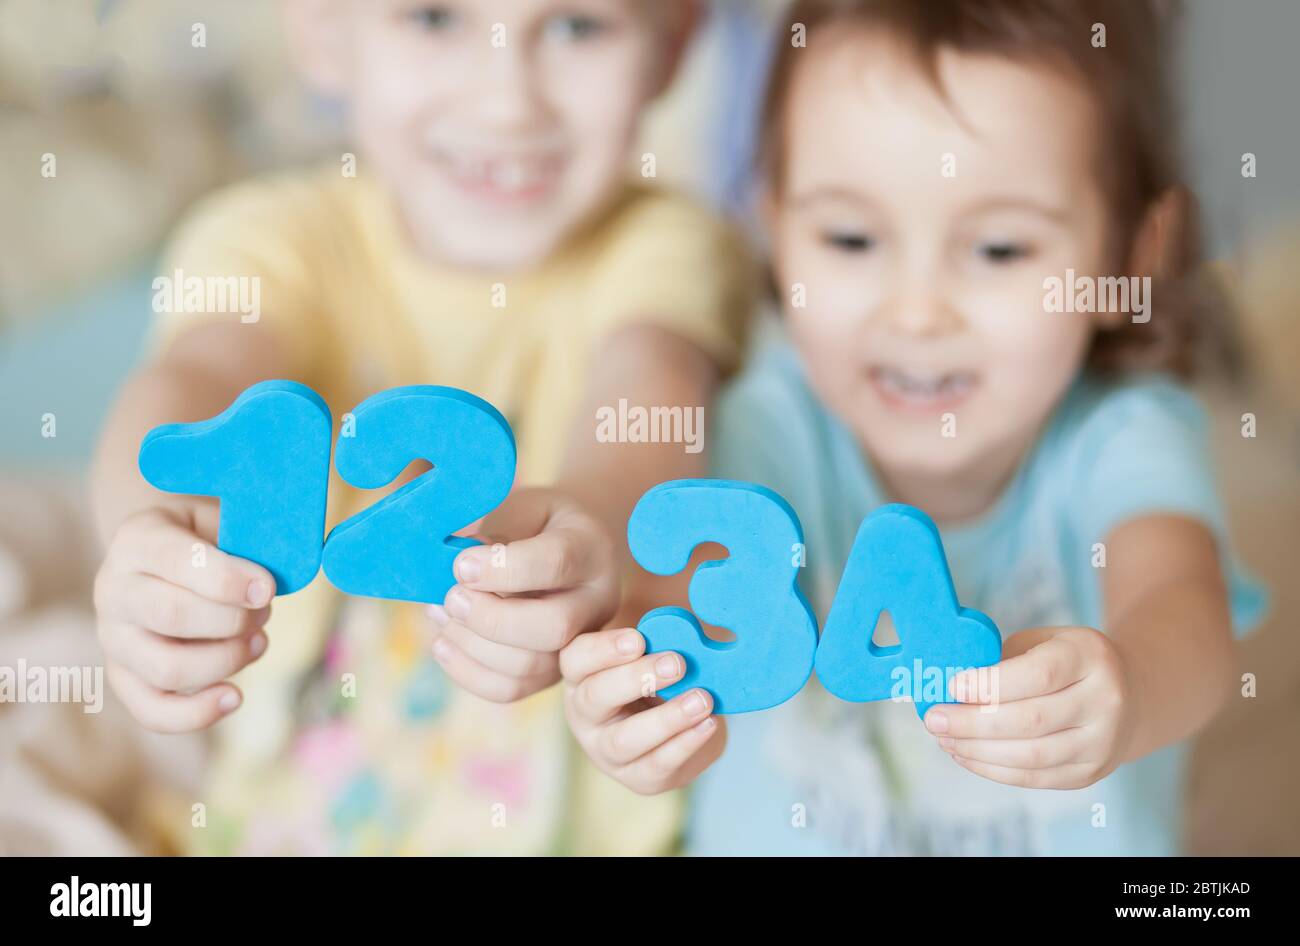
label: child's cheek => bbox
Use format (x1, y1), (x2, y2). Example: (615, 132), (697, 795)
(785, 282), (862, 359)
(961, 265), (1086, 354)
(350, 17), (468, 117)
(785, 306), (866, 426)
(778, 231), (879, 328)
(968, 288), (1092, 422)
(544, 34), (657, 132)
(346, 43), (463, 181)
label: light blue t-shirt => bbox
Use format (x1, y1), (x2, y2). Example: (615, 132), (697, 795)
(690, 333), (1268, 856)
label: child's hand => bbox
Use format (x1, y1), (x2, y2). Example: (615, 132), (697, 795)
(426, 487), (620, 703)
(924, 626), (1135, 789)
(559, 627), (725, 794)
(93, 505), (274, 733)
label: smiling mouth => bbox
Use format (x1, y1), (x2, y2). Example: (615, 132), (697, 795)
(867, 365), (979, 413)
(428, 148), (566, 206)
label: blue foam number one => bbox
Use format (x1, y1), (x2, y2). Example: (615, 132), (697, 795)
(627, 480), (818, 714)
(321, 385), (515, 604)
(815, 503), (1001, 718)
(137, 380), (332, 595)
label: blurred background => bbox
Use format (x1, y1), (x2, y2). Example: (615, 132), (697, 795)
(0, 0), (1296, 854)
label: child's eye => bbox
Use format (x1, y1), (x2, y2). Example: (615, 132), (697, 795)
(544, 14), (608, 42)
(977, 241), (1031, 264)
(823, 231), (875, 254)
(407, 5), (458, 30)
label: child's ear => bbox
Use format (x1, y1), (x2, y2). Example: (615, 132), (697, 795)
(281, 0), (352, 98)
(1094, 185), (1190, 328)
(1128, 185), (1191, 282)
(649, 0), (703, 98)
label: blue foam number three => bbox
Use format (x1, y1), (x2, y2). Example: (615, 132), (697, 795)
(628, 480), (818, 714)
(321, 385), (515, 604)
(815, 503), (1002, 718)
(137, 380), (332, 595)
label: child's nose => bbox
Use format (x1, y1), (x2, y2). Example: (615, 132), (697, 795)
(477, 43), (546, 126)
(881, 281), (963, 337)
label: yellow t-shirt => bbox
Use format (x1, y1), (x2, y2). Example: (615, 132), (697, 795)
(150, 165), (752, 855)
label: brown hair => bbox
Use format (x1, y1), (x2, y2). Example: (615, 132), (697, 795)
(760, 0), (1214, 379)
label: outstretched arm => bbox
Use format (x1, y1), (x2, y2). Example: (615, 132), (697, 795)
(924, 514), (1237, 788)
(429, 324), (725, 700)
(90, 321), (297, 731)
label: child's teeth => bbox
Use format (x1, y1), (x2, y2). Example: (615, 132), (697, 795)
(440, 151), (555, 194)
(496, 159), (537, 191)
(495, 161), (522, 190)
(875, 367), (975, 401)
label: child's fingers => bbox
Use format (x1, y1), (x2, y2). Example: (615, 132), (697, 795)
(924, 691), (1077, 741)
(936, 728), (1086, 770)
(454, 527), (593, 595)
(101, 573), (271, 640)
(559, 627), (645, 683)
(569, 651), (685, 724)
(443, 582), (605, 652)
(116, 511), (274, 606)
(190, 499), (222, 544)
(952, 637), (1083, 704)
(622, 715), (722, 793)
(105, 661), (242, 733)
(596, 688), (713, 766)
(430, 634), (556, 703)
(950, 755), (1097, 790)
(102, 622), (268, 693)
(428, 610), (556, 679)
(999, 626), (1067, 660)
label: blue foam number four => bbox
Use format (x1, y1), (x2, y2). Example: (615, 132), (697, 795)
(627, 480), (818, 714)
(815, 503), (1002, 718)
(321, 385), (515, 603)
(138, 380), (332, 595)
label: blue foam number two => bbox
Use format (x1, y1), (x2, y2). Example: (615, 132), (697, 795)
(137, 380), (332, 595)
(628, 480), (818, 714)
(321, 385), (515, 604)
(814, 503), (1002, 718)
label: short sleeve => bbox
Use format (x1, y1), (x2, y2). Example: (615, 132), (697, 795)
(710, 339), (807, 487)
(584, 188), (755, 373)
(1066, 378), (1269, 636)
(149, 176), (329, 377)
